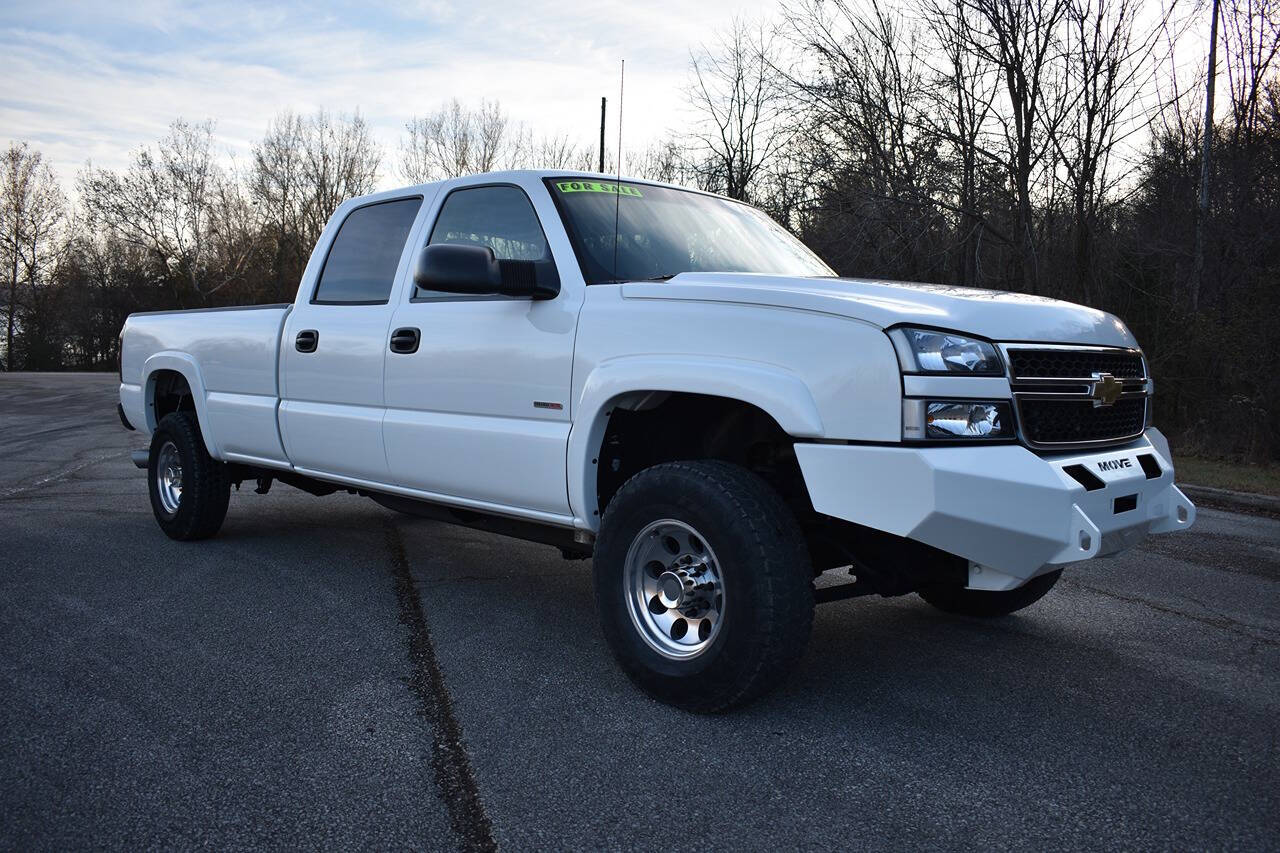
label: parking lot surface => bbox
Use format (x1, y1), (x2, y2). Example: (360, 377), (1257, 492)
(2, 373), (1277, 850)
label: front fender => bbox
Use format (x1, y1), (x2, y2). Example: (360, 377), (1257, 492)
(140, 352), (222, 459)
(566, 355), (825, 529)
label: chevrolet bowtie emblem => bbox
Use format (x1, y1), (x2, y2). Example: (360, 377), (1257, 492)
(1090, 372), (1123, 407)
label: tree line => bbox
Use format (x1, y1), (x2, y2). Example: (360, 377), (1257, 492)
(2, 0), (1277, 461)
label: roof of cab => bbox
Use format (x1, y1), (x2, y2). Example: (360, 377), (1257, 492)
(342, 169), (720, 209)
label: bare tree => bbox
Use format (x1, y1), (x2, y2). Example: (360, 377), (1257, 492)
(1, 142), (66, 369)
(687, 18), (795, 200)
(524, 133), (596, 171)
(251, 111), (307, 301)
(80, 119), (258, 304)
(963, 0), (1071, 292)
(1222, 0), (1280, 144)
(295, 110), (382, 249)
(251, 109), (382, 278)
(782, 0), (944, 276)
(400, 99), (523, 182)
(1053, 0), (1174, 303)
(922, 0), (1004, 287)
(629, 138), (692, 184)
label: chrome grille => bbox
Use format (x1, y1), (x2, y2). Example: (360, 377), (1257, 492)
(1003, 344), (1149, 449)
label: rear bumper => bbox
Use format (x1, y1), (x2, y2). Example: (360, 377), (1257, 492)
(795, 428), (1195, 590)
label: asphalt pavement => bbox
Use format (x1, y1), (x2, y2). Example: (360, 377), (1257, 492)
(1, 373), (1277, 851)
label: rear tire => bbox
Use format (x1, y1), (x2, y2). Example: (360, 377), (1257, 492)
(593, 461), (814, 713)
(918, 569), (1062, 617)
(148, 412), (230, 541)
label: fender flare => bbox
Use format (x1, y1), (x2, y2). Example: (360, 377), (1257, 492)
(566, 355), (825, 529)
(141, 352), (223, 459)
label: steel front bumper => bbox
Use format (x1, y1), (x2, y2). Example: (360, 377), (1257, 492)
(794, 428), (1195, 591)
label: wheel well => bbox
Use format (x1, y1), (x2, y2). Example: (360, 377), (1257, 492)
(595, 392), (812, 524)
(592, 392), (958, 586)
(148, 369), (196, 428)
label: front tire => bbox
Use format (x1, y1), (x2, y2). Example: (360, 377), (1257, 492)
(918, 569), (1062, 617)
(147, 412), (230, 541)
(593, 461), (814, 713)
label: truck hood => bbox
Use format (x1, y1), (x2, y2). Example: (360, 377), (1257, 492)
(619, 273), (1137, 348)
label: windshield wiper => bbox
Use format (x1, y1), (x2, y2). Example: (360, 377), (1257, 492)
(638, 273), (679, 281)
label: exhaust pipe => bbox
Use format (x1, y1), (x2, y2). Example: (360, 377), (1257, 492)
(131, 450), (149, 469)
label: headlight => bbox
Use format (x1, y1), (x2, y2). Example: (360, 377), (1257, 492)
(890, 327), (1003, 375)
(903, 400), (1014, 440)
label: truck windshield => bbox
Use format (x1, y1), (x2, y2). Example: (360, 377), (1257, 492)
(547, 178), (834, 284)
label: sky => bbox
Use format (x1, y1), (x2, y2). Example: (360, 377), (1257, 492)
(0, 0), (778, 190)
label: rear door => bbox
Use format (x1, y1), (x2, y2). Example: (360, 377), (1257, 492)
(382, 179), (583, 520)
(279, 195), (426, 484)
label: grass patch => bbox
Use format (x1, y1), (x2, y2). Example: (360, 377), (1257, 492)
(1175, 456), (1280, 497)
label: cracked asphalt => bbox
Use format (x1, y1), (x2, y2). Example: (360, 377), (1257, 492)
(1, 373), (1277, 850)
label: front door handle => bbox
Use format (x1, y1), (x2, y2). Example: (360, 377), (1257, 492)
(295, 329), (318, 353)
(389, 327), (420, 354)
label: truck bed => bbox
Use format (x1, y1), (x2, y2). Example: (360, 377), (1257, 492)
(119, 304), (292, 466)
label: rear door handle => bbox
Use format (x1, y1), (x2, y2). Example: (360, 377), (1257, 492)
(295, 329), (318, 353)
(390, 327), (420, 354)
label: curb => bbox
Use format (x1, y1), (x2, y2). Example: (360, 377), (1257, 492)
(1180, 484), (1280, 517)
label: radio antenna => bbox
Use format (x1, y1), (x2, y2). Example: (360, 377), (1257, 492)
(611, 59), (624, 282)
(598, 96), (606, 174)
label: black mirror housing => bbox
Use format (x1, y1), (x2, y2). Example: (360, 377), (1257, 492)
(414, 244), (560, 300)
(414, 244), (501, 295)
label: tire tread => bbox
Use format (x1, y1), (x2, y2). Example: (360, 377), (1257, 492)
(594, 460), (813, 713)
(148, 412), (230, 541)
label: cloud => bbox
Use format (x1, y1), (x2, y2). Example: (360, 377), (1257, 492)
(0, 0), (777, 189)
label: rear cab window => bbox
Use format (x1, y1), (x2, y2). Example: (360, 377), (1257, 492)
(313, 197), (423, 304)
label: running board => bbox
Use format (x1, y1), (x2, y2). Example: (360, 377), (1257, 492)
(131, 450), (148, 469)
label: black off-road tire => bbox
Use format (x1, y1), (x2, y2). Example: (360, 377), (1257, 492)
(918, 569), (1062, 617)
(593, 460), (814, 713)
(148, 412), (230, 541)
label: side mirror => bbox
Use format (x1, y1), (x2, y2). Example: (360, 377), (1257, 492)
(414, 243), (501, 295)
(413, 243), (560, 300)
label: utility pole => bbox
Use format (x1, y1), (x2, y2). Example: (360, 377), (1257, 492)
(599, 97), (607, 174)
(1191, 0), (1220, 312)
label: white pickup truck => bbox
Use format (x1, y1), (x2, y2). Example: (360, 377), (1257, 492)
(119, 170), (1195, 711)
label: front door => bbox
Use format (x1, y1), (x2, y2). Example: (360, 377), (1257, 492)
(382, 181), (580, 520)
(280, 195), (425, 483)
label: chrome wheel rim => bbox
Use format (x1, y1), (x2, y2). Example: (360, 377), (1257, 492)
(623, 519), (726, 660)
(155, 441), (183, 516)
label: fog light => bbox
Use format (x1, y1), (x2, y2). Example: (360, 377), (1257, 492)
(925, 401), (1012, 439)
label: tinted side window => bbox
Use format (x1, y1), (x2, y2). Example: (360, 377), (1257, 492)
(313, 197), (422, 304)
(428, 186), (549, 262)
